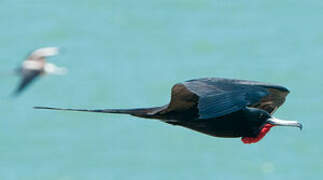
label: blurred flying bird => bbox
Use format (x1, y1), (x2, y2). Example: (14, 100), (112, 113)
(13, 47), (67, 96)
(34, 78), (302, 144)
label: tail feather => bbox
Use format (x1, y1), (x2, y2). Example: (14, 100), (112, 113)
(33, 106), (165, 118)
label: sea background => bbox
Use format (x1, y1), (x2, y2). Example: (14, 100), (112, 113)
(0, 0), (322, 179)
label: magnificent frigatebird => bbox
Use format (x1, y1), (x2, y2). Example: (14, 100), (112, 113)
(14, 47), (67, 95)
(34, 78), (302, 144)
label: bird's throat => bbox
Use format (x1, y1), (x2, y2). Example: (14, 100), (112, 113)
(241, 124), (274, 144)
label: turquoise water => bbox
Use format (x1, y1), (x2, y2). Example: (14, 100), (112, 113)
(1, 0), (322, 179)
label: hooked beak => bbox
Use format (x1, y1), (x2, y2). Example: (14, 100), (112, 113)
(266, 117), (303, 130)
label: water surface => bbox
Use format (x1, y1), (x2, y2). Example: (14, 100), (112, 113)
(0, 0), (322, 179)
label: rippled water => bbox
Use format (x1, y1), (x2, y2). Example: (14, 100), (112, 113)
(0, 0), (322, 179)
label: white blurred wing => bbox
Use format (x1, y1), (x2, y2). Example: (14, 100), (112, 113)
(28, 47), (59, 60)
(44, 63), (68, 75)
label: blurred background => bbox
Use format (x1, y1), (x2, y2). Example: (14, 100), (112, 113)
(0, 0), (322, 179)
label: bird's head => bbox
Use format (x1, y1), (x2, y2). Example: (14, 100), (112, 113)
(241, 108), (302, 144)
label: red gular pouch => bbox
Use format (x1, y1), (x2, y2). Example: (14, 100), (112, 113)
(241, 124), (275, 144)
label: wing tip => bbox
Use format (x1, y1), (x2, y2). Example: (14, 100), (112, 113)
(273, 85), (290, 93)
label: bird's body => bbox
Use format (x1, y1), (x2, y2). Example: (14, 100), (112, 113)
(35, 77), (302, 144)
(14, 47), (67, 95)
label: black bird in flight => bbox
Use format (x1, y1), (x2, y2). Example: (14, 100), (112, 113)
(35, 78), (302, 144)
(14, 47), (67, 96)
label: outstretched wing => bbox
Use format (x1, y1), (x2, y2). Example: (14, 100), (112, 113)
(28, 47), (59, 61)
(188, 78), (290, 115)
(166, 78), (289, 119)
(14, 69), (42, 95)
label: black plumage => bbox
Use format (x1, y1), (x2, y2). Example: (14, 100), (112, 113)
(34, 78), (302, 143)
(14, 68), (43, 95)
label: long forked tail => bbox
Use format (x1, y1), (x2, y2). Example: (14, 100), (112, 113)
(33, 106), (165, 118)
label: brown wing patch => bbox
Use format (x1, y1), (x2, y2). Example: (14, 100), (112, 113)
(161, 83), (199, 114)
(251, 88), (289, 114)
